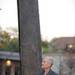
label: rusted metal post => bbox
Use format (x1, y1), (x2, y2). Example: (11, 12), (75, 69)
(17, 0), (42, 75)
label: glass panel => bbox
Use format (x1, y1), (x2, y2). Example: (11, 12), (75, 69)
(0, 1), (20, 75)
(0, 0), (19, 52)
(38, 0), (75, 75)
(38, 0), (75, 53)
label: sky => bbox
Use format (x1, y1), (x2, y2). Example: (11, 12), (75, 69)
(0, 0), (75, 41)
(0, 0), (18, 29)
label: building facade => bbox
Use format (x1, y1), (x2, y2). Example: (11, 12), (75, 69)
(0, 51), (20, 75)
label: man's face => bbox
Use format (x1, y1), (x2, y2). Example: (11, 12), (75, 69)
(41, 58), (52, 70)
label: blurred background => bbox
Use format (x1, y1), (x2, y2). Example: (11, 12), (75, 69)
(0, 0), (75, 75)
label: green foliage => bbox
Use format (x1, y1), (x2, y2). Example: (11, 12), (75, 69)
(41, 41), (48, 48)
(9, 38), (19, 52)
(0, 27), (19, 52)
(42, 47), (49, 54)
(41, 40), (49, 54)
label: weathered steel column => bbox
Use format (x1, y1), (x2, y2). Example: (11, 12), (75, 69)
(17, 0), (42, 75)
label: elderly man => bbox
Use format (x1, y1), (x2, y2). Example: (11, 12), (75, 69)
(41, 56), (58, 75)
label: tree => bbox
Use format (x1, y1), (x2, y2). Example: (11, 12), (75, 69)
(41, 40), (49, 54)
(0, 28), (19, 52)
(9, 37), (19, 52)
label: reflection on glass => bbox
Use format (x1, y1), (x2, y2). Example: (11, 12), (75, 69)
(0, 0), (19, 52)
(38, 0), (75, 75)
(38, 0), (75, 53)
(0, 0), (20, 75)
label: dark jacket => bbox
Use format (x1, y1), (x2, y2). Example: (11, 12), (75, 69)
(40, 69), (58, 75)
(47, 70), (58, 75)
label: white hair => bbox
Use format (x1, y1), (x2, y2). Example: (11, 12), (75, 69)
(42, 56), (54, 65)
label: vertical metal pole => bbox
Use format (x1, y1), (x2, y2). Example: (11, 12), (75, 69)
(17, 0), (42, 75)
